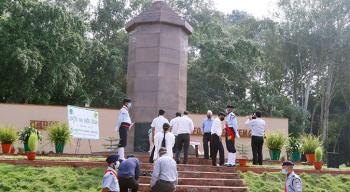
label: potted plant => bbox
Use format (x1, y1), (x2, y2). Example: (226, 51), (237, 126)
(18, 126), (42, 153)
(314, 147), (323, 170)
(300, 134), (321, 164)
(0, 127), (17, 154)
(27, 133), (38, 160)
(286, 135), (302, 162)
(48, 123), (71, 154)
(236, 144), (249, 167)
(266, 133), (286, 160)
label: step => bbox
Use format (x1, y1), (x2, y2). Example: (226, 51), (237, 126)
(140, 170), (240, 179)
(141, 163), (237, 173)
(138, 183), (248, 192)
(136, 156), (212, 165)
(139, 177), (245, 186)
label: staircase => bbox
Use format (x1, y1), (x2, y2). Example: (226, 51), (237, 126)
(135, 155), (248, 192)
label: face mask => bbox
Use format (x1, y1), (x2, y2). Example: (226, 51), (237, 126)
(225, 109), (228, 113)
(281, 168), (288, 174)
(113, 161), (120, 171)
(127, 103), (132, 108)
(207, 115), (212, 119)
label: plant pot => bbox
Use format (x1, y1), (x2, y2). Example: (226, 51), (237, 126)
(270, 150), (281, 160)
(27, 151), (36, 160)
(1, 143), (12, 154)
(24, 142), (30, 153)
(314, 161), (323, 170)
(305, 153), (315, 164)
(10, 146), (15, 154)
(55, 143), (65, 154)
(291, 151), (301, 162)
(238, 159), (248, 167)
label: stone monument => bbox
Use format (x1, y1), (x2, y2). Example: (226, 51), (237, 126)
(125, 0), (193, 152)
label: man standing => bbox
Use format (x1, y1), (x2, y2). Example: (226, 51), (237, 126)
(210, 112), (226, 166)
(201, 110), (213, 159)
(117, 155), (140, 192)
(102, 155), (120, 192)
(170, 112), (181, 154)
(153, 123), (175, 161)
(150, 109), (169, 162)
(281, 161), (302, 192)
(115, 98), (132, 160)
(151, 147), (178, 192)
(175, 111), (194, 164)
(225, 105), (240, 167)
(245, 111), (266, 165)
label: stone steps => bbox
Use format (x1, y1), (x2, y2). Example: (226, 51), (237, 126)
(140, 163), (237, 172)
(142, 170), (241, 179)
(138, 183), (248, 192)
(139, 176), (245, 186)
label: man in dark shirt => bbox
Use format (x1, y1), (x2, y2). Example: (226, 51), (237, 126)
(117, 155), (140, 192)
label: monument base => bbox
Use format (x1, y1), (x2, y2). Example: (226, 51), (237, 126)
(133, 122), (151, 152)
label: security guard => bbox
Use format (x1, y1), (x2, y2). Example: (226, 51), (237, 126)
(225, 105), (240, 166)
(102, 155), (120, 192)
(115, 98), (132, 160)
(282, 161), (302, 192)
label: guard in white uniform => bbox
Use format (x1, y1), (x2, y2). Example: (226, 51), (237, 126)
(282, 161), (302, 192)
(115, 98), (132, 160)
(102, 155), (120, 192)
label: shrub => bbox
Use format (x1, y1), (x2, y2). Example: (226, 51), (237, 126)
(266, 132), (286, 150)
(48, 123), (71, 145)
(18, 126), (42, 143)
(301, 134), (322, 154)
(315, 147), (323, 162)
(28, 133), (38, 152)
(286, 135), (301, 152)
(0, 127), (17, 144)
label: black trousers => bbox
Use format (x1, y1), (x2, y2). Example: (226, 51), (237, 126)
(211, 134), (224, 166)
(251, 136), (264, 165)
(175, 133), (190, 164)
(118, 177), (138, 192)
(225, 134), (236, 153)
(151, 180), (176, 192)
(173, 136), (177, 154)
(203, 133), (211, 159)
(118, 127), (128, 147)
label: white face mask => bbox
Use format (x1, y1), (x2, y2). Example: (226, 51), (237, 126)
(281, 168), (288, 174)
(127, 103), (132, 108)
(113, 161), (120, 171)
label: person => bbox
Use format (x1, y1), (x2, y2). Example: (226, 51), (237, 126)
(245, 111), (266, 165)
(201, 110), (213, 159)
(175, 111), (194, 164)
(149, 109), (169, 162)
(281, 161), (302, 192)
(117, 155), (140, 192)
(151, 147), (178, 192)
(170, 112), (181, 154)
(225, 105), (240, 167)
(115, 98), (132, 160)
(102, 155), (120, 192)
(153, 123), (175, 161)
(210, 112), (226, 166)
(148, 127), (153, 154)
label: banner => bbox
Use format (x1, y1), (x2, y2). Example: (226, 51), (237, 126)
(67, 105), (99, 140)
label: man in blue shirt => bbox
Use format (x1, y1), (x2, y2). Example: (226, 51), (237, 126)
(117, 155), (140, 192)
(201, 110), (213, 159)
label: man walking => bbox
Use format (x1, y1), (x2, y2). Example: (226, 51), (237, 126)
(151, 147), (178, 192)
(245, 111), (266, 165)
(117, 155), (140, 192)
(210, 112), (226, 166)
(175, 111), (194, 164)
(102, 155), (120, 192)
(281, 161), (302, 192)
(225, 105), (240, 167)
(201, 110), (213, 159)
(115, 98), (132, 160)
(170, 112), (181, 154)
(150, 109), (169, 162)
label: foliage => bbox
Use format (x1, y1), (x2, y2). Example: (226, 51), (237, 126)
(266, 133), (286, 150)
(18, 126), (42, 143)
(286, 135), (301, 153)
(236, 143), (248, 159)
(28, 133), (38, 152)
(48, 123), (71, 145)
(300, 134), (322, 154)
(315, 147), (323, 162)
(0, 127), (17, 144)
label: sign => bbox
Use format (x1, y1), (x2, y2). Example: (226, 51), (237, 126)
(67, 105), (99, 140)
(30, 120), (58, 130)
(192, 127), (251, 138)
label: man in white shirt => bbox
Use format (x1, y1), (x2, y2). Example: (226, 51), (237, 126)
(245, 111), (266, 165)
(115, 98), (132, 160)
(210, 112), (226, 166)
(170, 112), (181, 154)
(175, 111), (194, 164)
(151, 147), (177, 192)
(149, 109), (169, 162)
(153, 123), (175, 161)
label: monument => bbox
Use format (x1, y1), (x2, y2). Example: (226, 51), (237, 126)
(125, 0), (193, 152)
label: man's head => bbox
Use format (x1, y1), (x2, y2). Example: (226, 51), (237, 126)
(226, 105), (234, 113)
(123, 98), (132, 107)
(159, 147), (167, 157)
(106, 155), (119, 170)
(175, 112), (181, 117)
(159, 109), (165, 116)
(183, 111), (189, 115)
(207, 110), (213, 119)
(282, 161), (294, 174)
(255, 111), (262, 118)
(127, 154), (136, 159)
(163, 123), (170, 132)
(218, 112), (226, 121)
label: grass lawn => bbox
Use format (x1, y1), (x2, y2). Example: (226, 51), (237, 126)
(240, 171), (350, 192)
